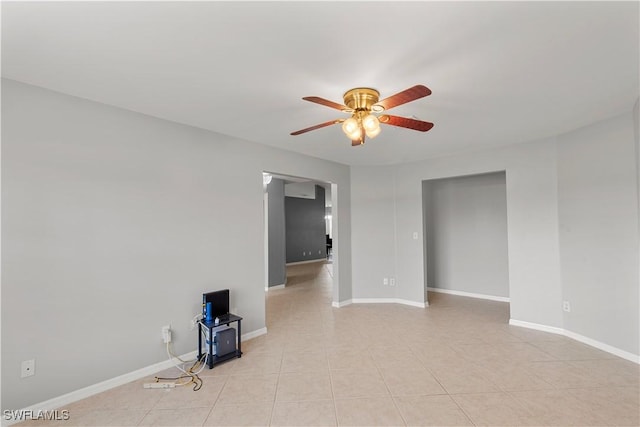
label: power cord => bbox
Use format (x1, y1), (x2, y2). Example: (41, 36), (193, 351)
(160, 341), (206, 391)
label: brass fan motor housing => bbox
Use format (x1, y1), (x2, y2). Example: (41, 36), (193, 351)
(342, 88), (382, 112)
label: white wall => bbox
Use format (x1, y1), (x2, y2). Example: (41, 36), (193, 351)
(557, 112), (639, 356)
(423, 172), (509, 298)
(1, 79), (351, 410)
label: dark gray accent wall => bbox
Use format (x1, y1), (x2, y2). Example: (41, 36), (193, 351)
(285, 185), (327, 263)
(267, 178), (286, 286)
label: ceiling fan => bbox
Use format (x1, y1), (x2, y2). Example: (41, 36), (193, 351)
(290, 85), (434, 146)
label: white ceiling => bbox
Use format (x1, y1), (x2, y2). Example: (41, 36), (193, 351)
(2, 1), (638, 166)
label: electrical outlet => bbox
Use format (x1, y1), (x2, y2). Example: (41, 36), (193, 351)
(383, 277), (389, 286)
(563, 301), (571, 312)
(21, 359), (35, 378)
(390, 278), (396, 287)
(162, 325), (172, 343)
(190, 313), (203, 331)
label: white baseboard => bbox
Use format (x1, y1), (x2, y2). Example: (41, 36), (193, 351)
(427, 287), (510, 303)
(563, 329), (640, 364)
(509, 318), (640, 364)
(286, 258), (326, 266)
(242, 327), (267, 341)
(7, 349), (198, 426)
(266, 284), (285, 291)
(509, 318), (564, 335)
(9, 327), (268, 425)
(332, 299), (352, 308)
(352, 298), (427, 308)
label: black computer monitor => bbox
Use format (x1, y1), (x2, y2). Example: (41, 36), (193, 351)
(202, 289), (230, 319)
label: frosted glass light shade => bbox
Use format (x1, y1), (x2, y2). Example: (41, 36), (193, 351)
(342, 117), (359, 135)
(362, 114), (381, 138)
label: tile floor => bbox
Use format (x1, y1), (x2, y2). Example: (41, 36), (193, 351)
(19, 261), (639, 426)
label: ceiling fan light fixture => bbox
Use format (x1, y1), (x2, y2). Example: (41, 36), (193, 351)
(362, 114), (381, 138)
(292, 84), (433, 146)
(342, 117), (360, 137)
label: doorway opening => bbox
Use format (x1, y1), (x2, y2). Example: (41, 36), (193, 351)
(262, 172), (337, 310)
(422, 171), (510, 309)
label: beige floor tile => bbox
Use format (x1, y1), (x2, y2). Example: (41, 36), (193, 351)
(229, 352), (282, 375)
(567, 359), (640, 388)
(15, 409), (148, 426)
(276, 372), (333, 402)
(370, 349), (425, 370)
(70, 409), (148, 426)
(509, 389), (610, 426)
(527, 360), (605, 388)
(428, 365), (500, 394)
(335, 397), (405, 426)
(452, 392), (535, 426)
(199, 358), (237, 376)
(475, 363), (556, 391)
(271, 400), (337, 426)
(327, 349), (377, 371)
(38, 262), (640, 427)
(566, 386), (640, 426)
(280, 350), (329, 373)
(204, 401), (273, 426)
(64, 379), (166, 411)
(153, 375), (226, 409)
(394, 394), (473, 426)
(379, 367), (446, 396)
(216, 374), (278, 404)
(330, 370), (390, 399)
(531, 340), (617, 360)
(138, 407), (211, 426)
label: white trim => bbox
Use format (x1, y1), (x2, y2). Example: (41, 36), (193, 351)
(509, 318), (564, 335)
(428, 287), (510, 303)
(6, 349), (198, 425)
(352, 298), (427, 308)
(563, 329), (640, 364)
(286, 258), (326, 266)
(8, 327), (269, 425)
(266, 284), (285, 291)
(332, 299), (352, 308)
(509, 319), (640, 364)
(241, 327), (267, 341)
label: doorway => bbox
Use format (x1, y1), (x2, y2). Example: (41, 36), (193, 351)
(422, 171), (510, 305)
(263, 172), (336, 303)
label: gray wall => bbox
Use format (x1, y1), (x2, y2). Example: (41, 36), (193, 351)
(351, 139), (564, 320)
(351, 110), (638, 358)
(423, 172), (509, 298)
(267, 178), (286, 287)
(285, 185), (326, 263)
(557, 112), (639, 355)
(1, 79), (352, 411)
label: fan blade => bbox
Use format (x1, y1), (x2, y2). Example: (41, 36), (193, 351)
(302, 96), (349, 111)
(374, 85), (432, 111)
(378, 114), (434, 132)
(290, 119), (341, 136)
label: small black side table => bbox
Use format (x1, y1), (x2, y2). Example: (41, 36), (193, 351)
(198, 314), (243, 369)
